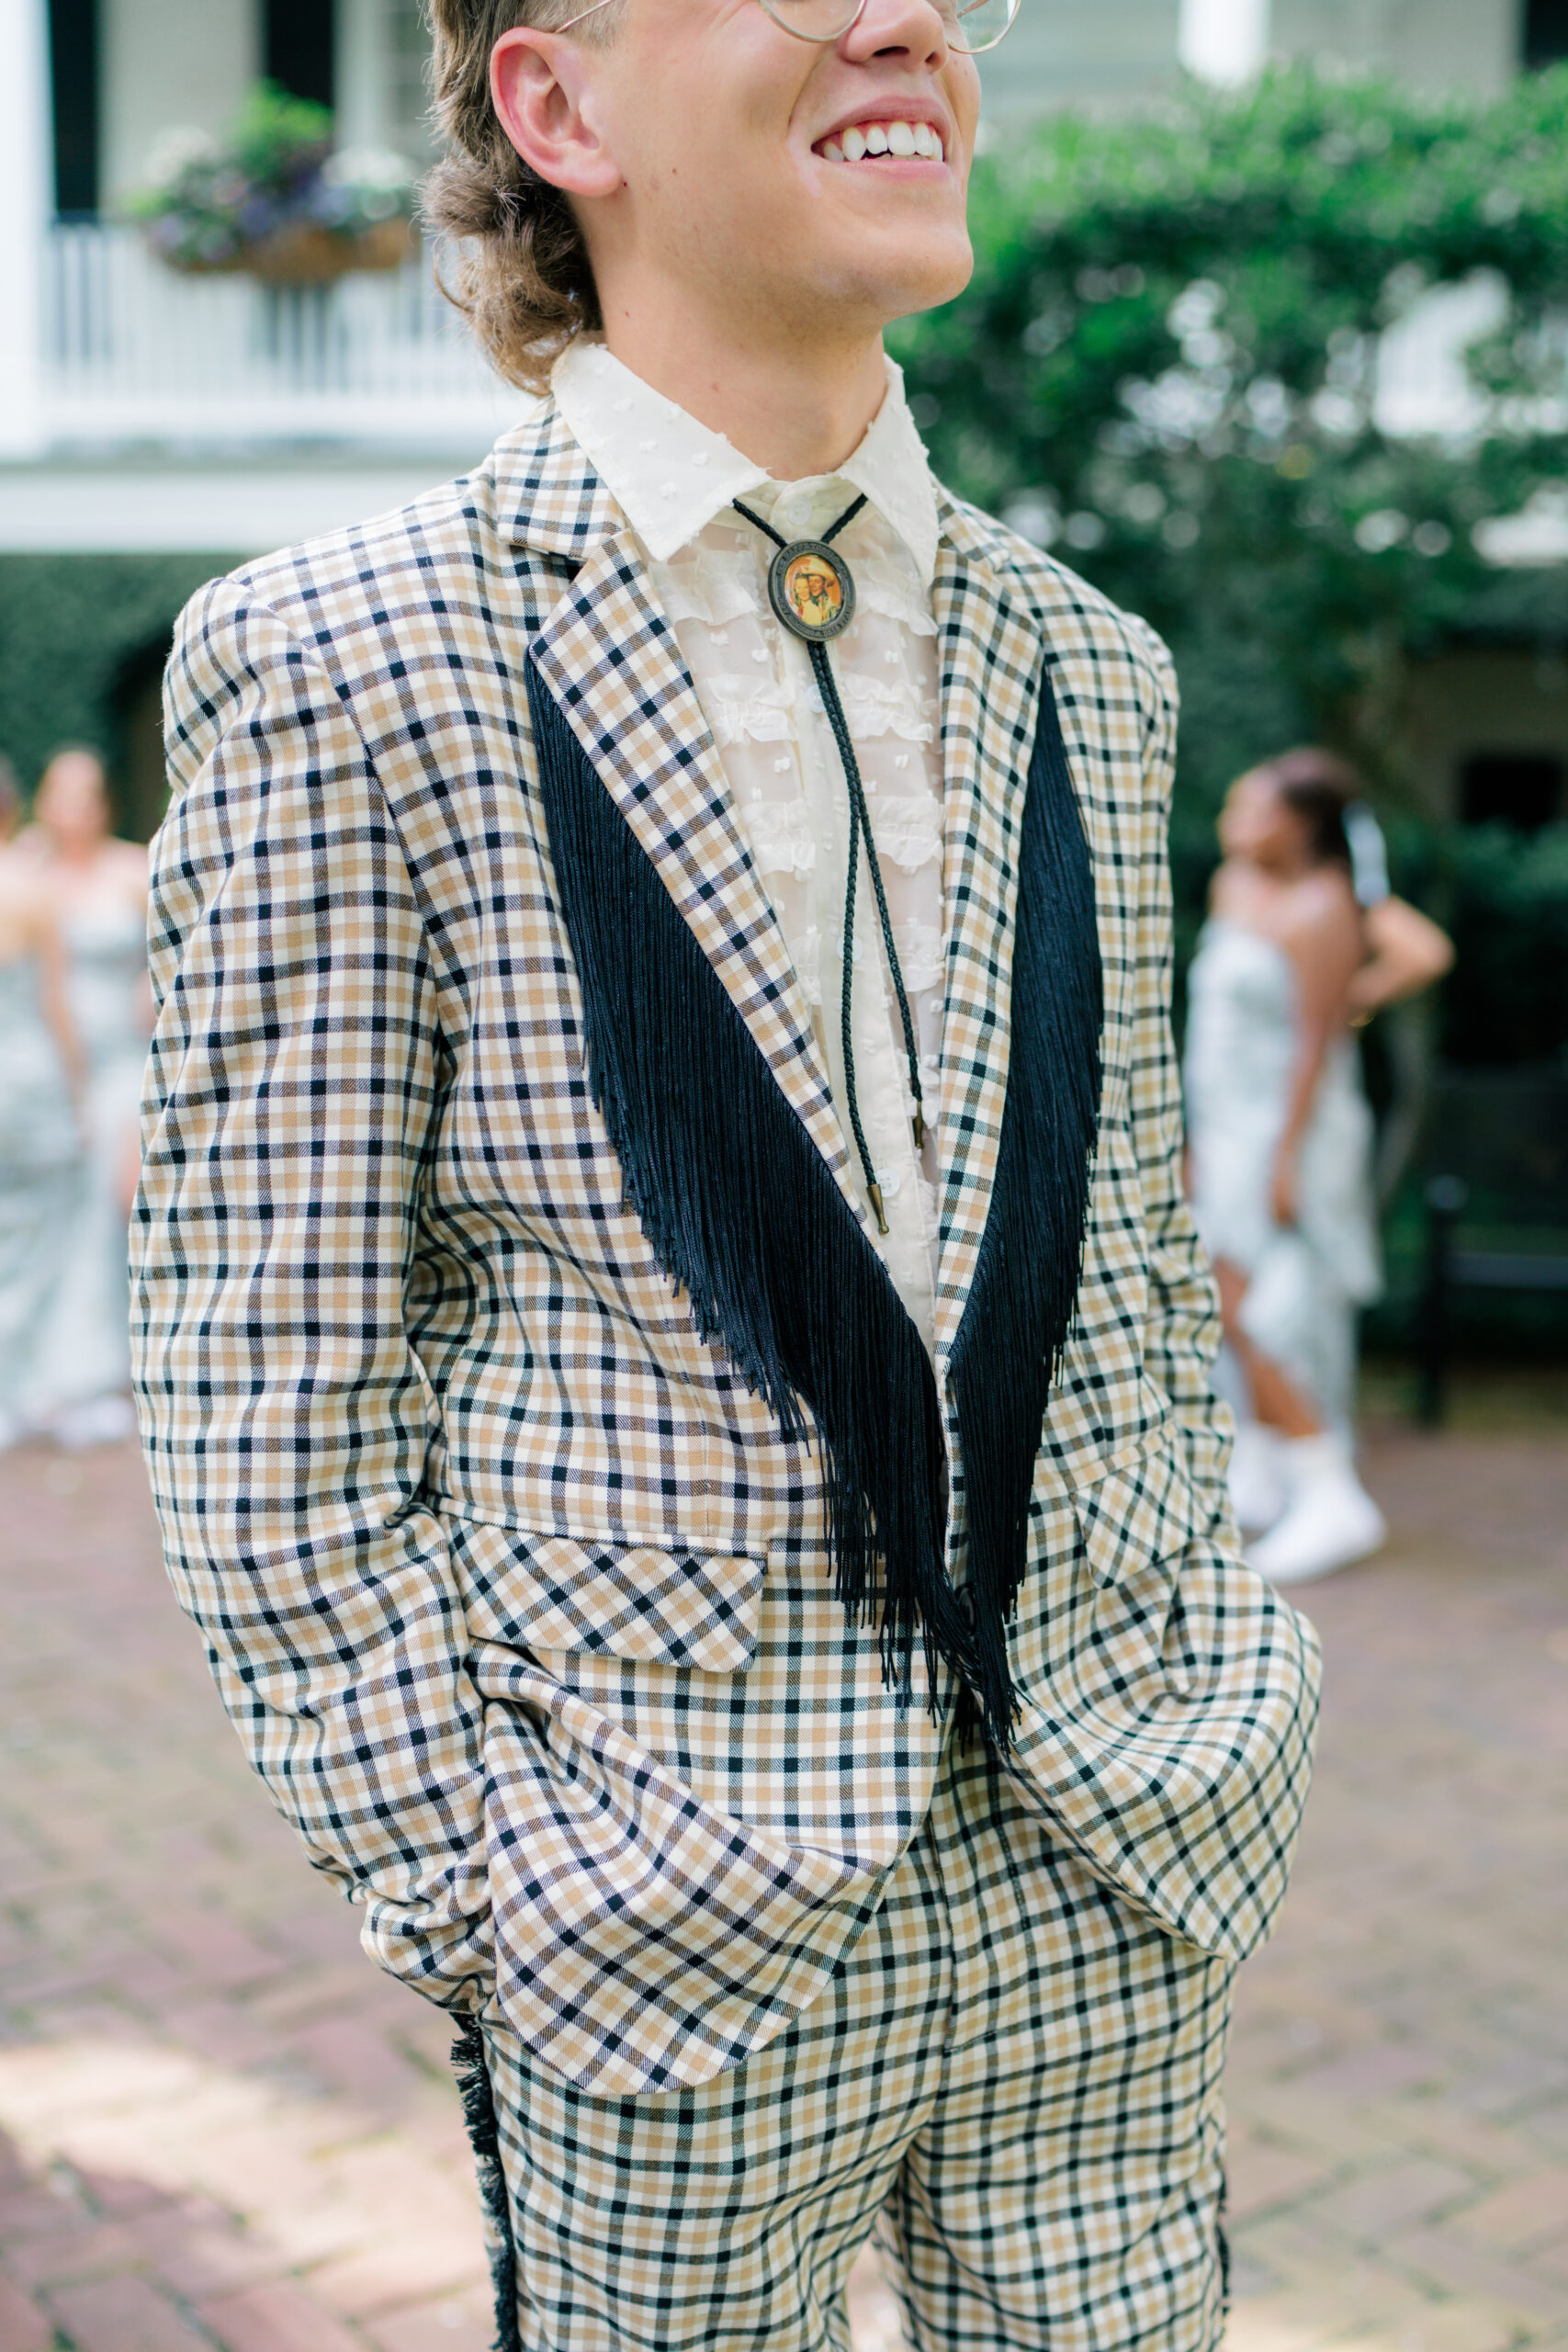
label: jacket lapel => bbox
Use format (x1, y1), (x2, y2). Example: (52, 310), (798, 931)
(929, 508), (1052, 1360)
(513, 435), (860, 1225)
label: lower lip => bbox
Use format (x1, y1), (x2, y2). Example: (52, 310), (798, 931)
(814, 151), (948, 171)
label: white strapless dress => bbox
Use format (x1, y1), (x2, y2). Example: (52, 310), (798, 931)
(30, 899), (149, 1412)
(0, 955), (83, 1427)
(1183, 918), (1382, 1430)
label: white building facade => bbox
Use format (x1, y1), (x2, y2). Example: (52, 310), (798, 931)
(1, 0), (514, 548)
(995, 0), (1557, 116)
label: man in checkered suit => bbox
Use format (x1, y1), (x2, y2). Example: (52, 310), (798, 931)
(131, 0), (1320, 2341)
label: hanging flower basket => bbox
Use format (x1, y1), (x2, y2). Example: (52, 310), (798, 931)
(126, 84), (418, 287)
(171, 217), (420, 285)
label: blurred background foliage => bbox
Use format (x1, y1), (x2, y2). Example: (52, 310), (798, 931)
(891, 62), (1568, 1070)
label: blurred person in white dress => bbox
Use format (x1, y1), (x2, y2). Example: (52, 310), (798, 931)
(1184, 750), (1451, 1584)
(0, 757), (85, 1451)
(17, 749), (150, 1445)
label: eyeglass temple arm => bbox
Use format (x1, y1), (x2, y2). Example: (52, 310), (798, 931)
(553, 0), (618, 28)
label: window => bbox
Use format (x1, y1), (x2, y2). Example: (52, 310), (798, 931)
(1525, 0), (1568, 68)
(1461, 753), (1564, 831)
(49, 0), (98, 215)
(266, 0), (336, 108)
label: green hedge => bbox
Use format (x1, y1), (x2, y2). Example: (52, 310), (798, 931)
(1438, 821), (1568, 1067)
(0, 552), (224, 833)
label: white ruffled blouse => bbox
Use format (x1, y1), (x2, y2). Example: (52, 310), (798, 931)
(553, 343), (947, 1353)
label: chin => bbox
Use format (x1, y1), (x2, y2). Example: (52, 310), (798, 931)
(815, 223), (974, 328)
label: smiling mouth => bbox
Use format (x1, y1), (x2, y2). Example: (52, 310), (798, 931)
(815, 119), (947, 164)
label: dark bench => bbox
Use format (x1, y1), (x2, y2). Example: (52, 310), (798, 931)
(1417, 1064), (1568, 1424)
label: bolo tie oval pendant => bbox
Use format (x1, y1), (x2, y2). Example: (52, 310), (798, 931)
(733, 493), (929, 1239)
(764, 537), (857, 645)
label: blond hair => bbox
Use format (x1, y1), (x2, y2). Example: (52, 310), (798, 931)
(423, 0), (622, 392)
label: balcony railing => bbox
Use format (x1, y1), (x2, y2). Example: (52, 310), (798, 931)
(40, 220), (510, 448)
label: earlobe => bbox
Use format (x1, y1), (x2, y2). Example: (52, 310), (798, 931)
(490, 27), (623, 198)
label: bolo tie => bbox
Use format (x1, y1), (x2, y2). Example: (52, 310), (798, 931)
(732, 493), (927, 1237)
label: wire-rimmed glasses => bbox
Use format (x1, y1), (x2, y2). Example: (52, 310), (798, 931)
(556, 0), (1019, 52)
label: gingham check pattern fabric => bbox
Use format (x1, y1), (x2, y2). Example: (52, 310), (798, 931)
(479, 1733), (1234, 2352)
(133, 397), (1319, 2098)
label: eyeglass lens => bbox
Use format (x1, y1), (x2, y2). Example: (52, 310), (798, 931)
(759, 0), (1018, 52)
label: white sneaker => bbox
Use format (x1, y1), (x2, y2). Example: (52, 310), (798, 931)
(47, 1393), (138, 1450)
(1247, 1432), (1387, 1587)
(1227, 1421), (1287, 1532)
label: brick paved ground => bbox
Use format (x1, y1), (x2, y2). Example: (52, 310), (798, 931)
(1, 1419), (1563, 2352)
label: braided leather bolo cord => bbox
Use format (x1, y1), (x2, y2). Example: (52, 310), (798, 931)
(732, 495), (928, 1235)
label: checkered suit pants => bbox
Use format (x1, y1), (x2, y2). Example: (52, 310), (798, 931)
(474, 1734), (1234, 2351)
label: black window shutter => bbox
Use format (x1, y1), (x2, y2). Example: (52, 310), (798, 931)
(1525, 0), (1568, 66)
(265, 0), (337, 109)
(49, 0), (99, 216)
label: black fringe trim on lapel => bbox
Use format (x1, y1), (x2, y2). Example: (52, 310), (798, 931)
(527, 657), (976, 1713)
(947, 663), (1103, 1742)
(451, 2016), (524, 2352)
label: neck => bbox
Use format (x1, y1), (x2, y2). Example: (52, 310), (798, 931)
(594, 298), (889, 480)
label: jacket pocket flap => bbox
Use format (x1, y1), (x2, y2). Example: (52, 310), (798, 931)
(1072, 1430), (1201, 1591)
(454, 1521), (766, 1673)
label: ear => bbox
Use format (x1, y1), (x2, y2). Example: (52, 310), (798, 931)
(490, 26), (625, 198)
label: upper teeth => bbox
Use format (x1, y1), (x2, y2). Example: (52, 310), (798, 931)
(823, 120), (944, 164)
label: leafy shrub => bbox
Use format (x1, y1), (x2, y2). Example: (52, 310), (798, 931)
(892, 63), (1568, 1061)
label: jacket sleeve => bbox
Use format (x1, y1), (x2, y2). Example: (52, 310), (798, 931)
(1123, 623), (1235, 1540)
(131, 575), (491, 2010)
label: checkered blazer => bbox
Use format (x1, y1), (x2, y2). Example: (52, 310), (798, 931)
(133, 399), (1319, 2098)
